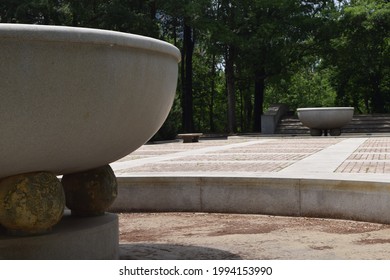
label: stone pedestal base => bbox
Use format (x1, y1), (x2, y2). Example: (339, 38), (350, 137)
(0, 211), (119, 259)
(310, 128), (342, 136)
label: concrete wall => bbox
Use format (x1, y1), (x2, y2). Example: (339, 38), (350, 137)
(110, 176), (390, 224)
(261, 104), (289, 134)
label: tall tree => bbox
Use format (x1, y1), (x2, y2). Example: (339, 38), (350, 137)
(323, 0), (390, 113)
(203, 0), (337, 132)
(182, 21), (195, 132)
(204, 0), (244, 133)
(157, 1), (209, 132)
(239, 0), (336, 131)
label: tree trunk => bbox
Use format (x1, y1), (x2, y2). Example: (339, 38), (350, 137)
(244, 90), (253, 132)
(209, 54), (216, 132)
(182, 22), (194, 132)
(225, 45), (236, 134)
(149, 1), (156, 20)
(253, 71), (265, 132)
(370, 74), (384, 113)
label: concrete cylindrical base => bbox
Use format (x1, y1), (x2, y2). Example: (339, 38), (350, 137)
(0, 211), (118, 259)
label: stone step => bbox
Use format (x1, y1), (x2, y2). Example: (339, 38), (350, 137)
(275, 115), (390, 135)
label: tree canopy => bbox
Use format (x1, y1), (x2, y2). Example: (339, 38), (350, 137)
(1, 0), (389, 137)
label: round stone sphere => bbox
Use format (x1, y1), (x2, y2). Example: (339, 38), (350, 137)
(61, 165), (118, 216)
(0, 172), (65, 236)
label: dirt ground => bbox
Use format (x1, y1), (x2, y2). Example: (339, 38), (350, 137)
(117, 212), (390, 260)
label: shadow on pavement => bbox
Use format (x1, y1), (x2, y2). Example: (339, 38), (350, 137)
(119, 243), (242, 260)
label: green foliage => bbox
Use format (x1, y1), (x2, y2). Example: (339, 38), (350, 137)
(322, 0), (390, 113)
(265, 64), (337, 111)
(0, 0), (73, 25)
(192, 48), (226, 133)
(96, 0), (159, 36)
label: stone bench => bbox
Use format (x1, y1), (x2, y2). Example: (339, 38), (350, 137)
(177, 133), (203, 143)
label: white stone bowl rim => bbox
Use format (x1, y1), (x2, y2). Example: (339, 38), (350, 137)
(0, 23), (181, 62)
(297, 107), (354, 112)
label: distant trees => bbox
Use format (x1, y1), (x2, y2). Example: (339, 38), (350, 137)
(1, 0), (389, 136)
(321, 0), (390, 114)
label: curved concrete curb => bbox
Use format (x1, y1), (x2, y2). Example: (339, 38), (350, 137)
(110, 176), (390, 224)
(0, 212), (119, 259)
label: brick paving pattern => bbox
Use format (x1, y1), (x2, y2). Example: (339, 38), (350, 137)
(116, 137), (345, 174)
(336, 138), (390, 174)
(113, 137), (390, 175)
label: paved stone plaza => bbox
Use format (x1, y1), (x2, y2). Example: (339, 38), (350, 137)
(111, 135), (390, 259)
(112, 136), (390, 179)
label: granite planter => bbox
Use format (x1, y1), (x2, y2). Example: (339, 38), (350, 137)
(297, 107), (354, 136)
(0, 24), (179, 242)
(0, 24), (180, 178)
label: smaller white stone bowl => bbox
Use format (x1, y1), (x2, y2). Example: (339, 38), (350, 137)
(297, 107), (354, 136)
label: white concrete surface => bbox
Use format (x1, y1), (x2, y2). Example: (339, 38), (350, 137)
(280, 138), (367, 173)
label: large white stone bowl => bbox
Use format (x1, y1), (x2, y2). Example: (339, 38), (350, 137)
(0, 24), (180, 178)
(297, 107), (354, 135)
